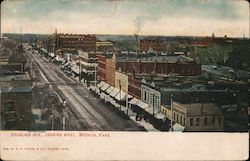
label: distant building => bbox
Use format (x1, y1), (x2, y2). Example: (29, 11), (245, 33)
(139, 38), (166, 53)
(96, 41), (114, 52)
(49, 33), (96, 53)
(0, 72), (32, 130)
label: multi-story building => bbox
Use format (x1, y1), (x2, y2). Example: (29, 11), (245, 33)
(128, 73), (141, 98)
(49, 33), (96, 53)
(139, 38), (166, 53)
(168, 101), (224, 131)
(96, 41), (114, 52)
(97, 54), (107, 82)
(105, 54), (116, 87)
(115, 70), (128, 93)
(141, 79), (161, 115)
(116, 54), (201, 76)
(78, 50), (97, 82)
(0, 72), (32, 130)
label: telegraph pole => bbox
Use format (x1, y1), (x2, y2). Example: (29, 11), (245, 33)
(94, 63), (97, 92)
(119, 80), (121, 111)
(170, 94), (173, 131)
(126, 92), (129, 115)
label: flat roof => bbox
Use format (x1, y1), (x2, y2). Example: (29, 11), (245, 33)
(175, 102), (222, 116)
(116, 55), (194, 63)
(0, 72), (31, 81)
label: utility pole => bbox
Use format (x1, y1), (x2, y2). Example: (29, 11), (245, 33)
(119, 79), (121, 111)
(126, 92), (129, 115)
(152, 94), (155, 116)
(94, 63), (97, 93)
(79, 63), (81, 82)
(170, 94), (173, 131)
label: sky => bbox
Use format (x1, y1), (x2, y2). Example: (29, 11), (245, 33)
(1, 0), (249, 37)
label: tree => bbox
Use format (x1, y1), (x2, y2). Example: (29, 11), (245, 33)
(189, 44), (232, 65)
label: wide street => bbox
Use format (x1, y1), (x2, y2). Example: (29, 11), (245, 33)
(28, 51), (145, 131)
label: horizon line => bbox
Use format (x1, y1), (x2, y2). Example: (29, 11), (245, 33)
(2, 32), (249, 39)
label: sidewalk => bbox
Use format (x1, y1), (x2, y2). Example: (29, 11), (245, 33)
(120, 105), (160, 131)
(129, 114), (160, 132)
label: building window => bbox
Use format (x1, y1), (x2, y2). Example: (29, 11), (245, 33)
(212, 117), (215, 124)
(176, 114), (179, 122)
(196, 118), (200, 126)
(190, 118), (193, 126)
(218, 117), (221, 125)
(180, 116), (182, 124)
(144, 91), (147, 101)
(183, 117), (186, 126)
(4, 101), (16, 129)
(204, 117), (208, 125)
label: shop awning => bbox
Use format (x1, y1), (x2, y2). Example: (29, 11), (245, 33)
(95, 88), (100, 94)
(105, 95), (112, 102)
(173, 123), (185, 132)
(71, 65), (80, 74)
(64, 62), (70, 67)
(136, 101), (149, 109)
(145, 106), (154, 115)
(100, 83), (110, 91)
(128, 97), (140, 105)
(100, 92), (106, 99)
(115, 91), (127, 101)
(110, 88), (120, 98)
(155, 113), (166, 120)
(110, 99), (119, 108)
(106, 86), (115, 94)
(97, 81), (105, 88)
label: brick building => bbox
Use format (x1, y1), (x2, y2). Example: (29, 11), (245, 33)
(139, 38), (166, 53)
(128, 73), (141, 98)
(49, 33), (96, 53)
(116, 55), (201, 76)
(105, 54), (116, 86)
(97, 54), (107, 82)
(96, 41), (114, 52)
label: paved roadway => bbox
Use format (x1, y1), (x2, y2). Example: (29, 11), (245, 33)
(29, 52), (145, 131)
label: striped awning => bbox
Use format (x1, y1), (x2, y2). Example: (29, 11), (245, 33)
(100, 83), (110, 91)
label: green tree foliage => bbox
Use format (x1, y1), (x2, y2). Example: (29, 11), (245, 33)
(190, 44), (232, 65)
(226, 42), (250, 71)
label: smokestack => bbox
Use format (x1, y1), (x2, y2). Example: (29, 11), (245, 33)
(134, 34), (139, 51)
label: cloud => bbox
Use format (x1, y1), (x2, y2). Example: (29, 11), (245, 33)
(1, 0), (249, 37)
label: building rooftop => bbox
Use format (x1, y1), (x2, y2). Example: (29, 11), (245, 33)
(96, 41), (113, 47)
(174, 102), (222, 116)
(0, 72), (31, 81)
(116, 54), (194, 63)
